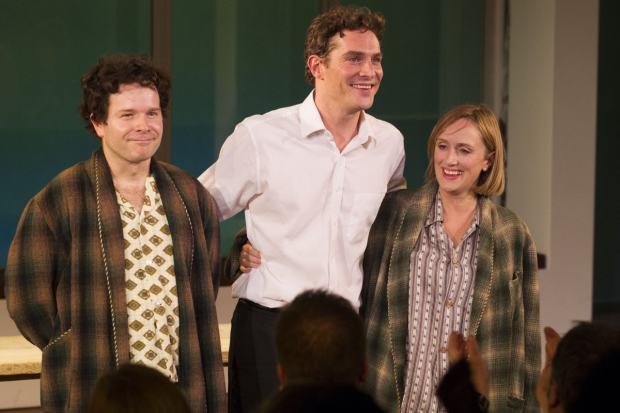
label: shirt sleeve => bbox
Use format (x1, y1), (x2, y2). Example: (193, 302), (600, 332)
(5, 199), (61, 349)
(387, 135), (407, 192)
(198, 122), (260, 221)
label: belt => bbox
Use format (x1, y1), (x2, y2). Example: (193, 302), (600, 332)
(239, 298), (281, 314)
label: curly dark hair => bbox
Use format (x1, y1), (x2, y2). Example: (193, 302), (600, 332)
(79, 54), (172, 139)
(304, 6), (385, 86)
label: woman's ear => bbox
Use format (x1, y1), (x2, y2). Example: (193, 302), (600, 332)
(483, 151), (496, 171)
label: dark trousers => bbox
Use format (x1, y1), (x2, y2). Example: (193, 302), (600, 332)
(228, 298), (281, 413)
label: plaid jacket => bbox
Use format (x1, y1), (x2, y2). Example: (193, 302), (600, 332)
(361, 180), (541, 413)
(5, 149), (226, 413)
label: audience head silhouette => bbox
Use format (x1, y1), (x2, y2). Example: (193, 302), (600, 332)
(537, 322), (620, 413)
(275, 290), (367, 386)
(88, 364), (192, 413)
(259, 382), (385, 413)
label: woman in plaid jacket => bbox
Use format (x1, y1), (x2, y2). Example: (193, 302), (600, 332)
(361, 105), (541, 413)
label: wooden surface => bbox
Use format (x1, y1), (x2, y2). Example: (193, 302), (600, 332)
(0, 336), (41, 378)
(0, 323), (231, 381)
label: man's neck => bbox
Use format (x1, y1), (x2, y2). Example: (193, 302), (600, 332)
(104, 151), (151, 213)
(314, 94), (362, 153)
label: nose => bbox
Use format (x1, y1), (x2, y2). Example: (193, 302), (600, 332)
(446, 150), (458, 165)
(359, 59), (374, 78)
(134, 114), (150, 131)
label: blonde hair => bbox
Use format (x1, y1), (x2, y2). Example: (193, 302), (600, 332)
(425, 104), (505, 196)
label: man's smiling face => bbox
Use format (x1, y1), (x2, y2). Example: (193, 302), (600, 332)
(319, 29), (383, 114)
(92, 83), (163, 169)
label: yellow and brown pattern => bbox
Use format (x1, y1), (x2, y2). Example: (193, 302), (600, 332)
(117, 175), (180, 381)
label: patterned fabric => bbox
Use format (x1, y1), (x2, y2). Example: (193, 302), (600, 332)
(361, 180), (541, 413)
(118, 175), (180, 379)
(402, 191), (481, 413)
(5, 149), (226, 413)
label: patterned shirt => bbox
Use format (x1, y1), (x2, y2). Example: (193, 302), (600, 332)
(117, 175), (180, 381)
(401, 191), (481, 413)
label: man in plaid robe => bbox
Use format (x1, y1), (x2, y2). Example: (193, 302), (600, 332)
(5, 55), (226, 413)
(360, 180), (541, 413)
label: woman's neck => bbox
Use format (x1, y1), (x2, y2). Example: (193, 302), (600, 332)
(439, 188), (478, 219)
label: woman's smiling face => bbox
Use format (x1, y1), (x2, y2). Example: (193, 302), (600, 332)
(434, 118), (495, 198)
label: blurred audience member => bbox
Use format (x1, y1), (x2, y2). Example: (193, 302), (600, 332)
(437, 332), (490, 413)
(572, 349), (620, 413)
(88, 364), (192, 413)
(275, 290), (367, 387)
(259, 382), (385, 413)
(536, 322), (620, 413)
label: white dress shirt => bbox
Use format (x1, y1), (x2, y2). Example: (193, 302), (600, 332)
(199, 91), (406, 308)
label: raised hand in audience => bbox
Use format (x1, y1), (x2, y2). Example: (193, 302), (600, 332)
(448, 332), (490, 399)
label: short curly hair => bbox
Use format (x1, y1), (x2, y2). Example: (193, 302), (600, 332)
(79, 54), (172, 139)
(304, 6), (385, 86)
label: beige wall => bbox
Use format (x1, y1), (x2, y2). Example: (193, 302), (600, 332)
(506, 0), (598, 336)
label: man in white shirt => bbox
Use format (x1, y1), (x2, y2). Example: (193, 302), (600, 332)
(199, 6), (406, 412)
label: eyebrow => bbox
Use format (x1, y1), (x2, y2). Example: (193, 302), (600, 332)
(116, 107), (161, 113)
(436, 139), (475, 149)
(342, 51), (383, 59)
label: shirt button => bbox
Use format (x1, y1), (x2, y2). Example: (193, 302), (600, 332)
(446, 300), (453, 308)
(452, 258), (457, 265)
(335, 187), (340, 192)
(440, 346), (448, 354)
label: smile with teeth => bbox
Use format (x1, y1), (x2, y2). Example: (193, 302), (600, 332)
(352, 84), (372, 89)
(443, 168), (463, 176)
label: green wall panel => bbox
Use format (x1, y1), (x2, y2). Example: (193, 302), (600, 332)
(171, 0), (317, 253)
(342, 0), (485, 189)
(0, 0), (151, 266)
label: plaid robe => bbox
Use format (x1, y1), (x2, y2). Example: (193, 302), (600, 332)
(361, 180), (541, 413)
(5, 149), (226, 413)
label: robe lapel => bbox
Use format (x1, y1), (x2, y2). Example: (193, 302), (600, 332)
(90, 149), (130, 364)
(470, 195), (494, 337)
(387, 181), (437, 395)
(151, 161), (193, 284)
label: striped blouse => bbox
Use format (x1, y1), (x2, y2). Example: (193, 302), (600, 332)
(401, 191), (481, 413)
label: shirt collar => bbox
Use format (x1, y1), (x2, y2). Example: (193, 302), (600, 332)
(425, 191), (481, 229)
(299, 90), (376, 148)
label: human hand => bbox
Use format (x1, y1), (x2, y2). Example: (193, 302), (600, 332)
(448, 332), (490, 399)
(536, 327), (562, 410)
(240, 242), (261, 273)
(448, 332), (468, 364)
(542, 327), (561, 368)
